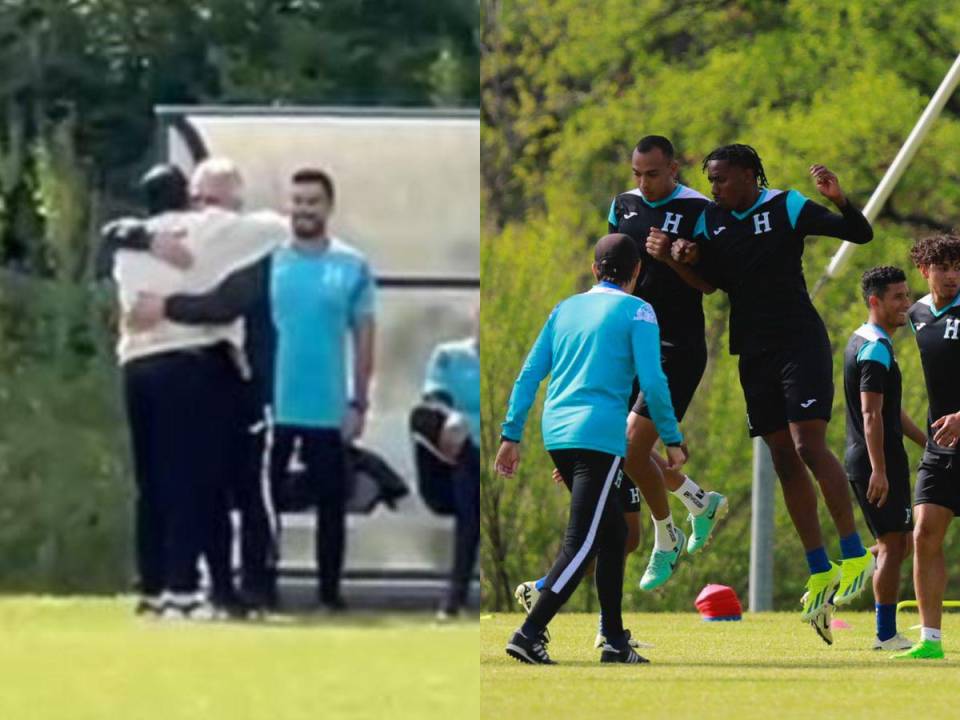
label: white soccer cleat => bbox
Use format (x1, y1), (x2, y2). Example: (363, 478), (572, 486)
(873, 633), (913, 651)
(594, 629), (653, 649)
(514, 581), (540, 614)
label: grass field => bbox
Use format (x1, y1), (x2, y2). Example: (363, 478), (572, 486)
(0, 597), (478, 720)
(482, 611), (960, 719)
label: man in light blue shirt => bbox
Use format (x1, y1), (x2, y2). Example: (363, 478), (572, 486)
(422, 308), (480, 619)
(269, 168), (376, 612)
(496, 234), (686, 665)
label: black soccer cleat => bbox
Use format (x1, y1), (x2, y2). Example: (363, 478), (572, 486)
(600, 635), (650, 664)
(506, 629), (555, 665)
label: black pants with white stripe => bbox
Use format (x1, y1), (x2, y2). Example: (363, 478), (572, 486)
(124, 344), (236, 596)
(526, 449), (627, 639)
(226, 384), (276, 599)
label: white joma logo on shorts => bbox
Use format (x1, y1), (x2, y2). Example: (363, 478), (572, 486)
(800, 399), (817, 408)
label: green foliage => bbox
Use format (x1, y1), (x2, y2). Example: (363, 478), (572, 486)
(481, 0), (960, 610)
(0, 274), (130, 592)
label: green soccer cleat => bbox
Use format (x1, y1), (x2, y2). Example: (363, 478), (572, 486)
(686, 492), (728, 554)
(833, 551), (876, 606)
(639, 528), (686, 591)
(800, 562), (841, 622)
(892, 639), (944, 660)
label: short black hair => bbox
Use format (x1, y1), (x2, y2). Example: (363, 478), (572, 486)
(702, 143), (768, 188)
(292, 167), (335, 203)
(860, 265), (907, 307)
(140, 164), (189, 214)
(634, 135), (675, 159)
(910, 233), (960, 268)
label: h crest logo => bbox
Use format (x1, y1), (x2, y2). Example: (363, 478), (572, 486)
(630, 487), (641, 505)
(661, 212), (683, 234)
(945, 317), (960, 340)
(614, 469), (624, 489)
(753, 211), (772, 235)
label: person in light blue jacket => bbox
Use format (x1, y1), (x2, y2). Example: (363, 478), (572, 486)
(496, 233), (687, 666)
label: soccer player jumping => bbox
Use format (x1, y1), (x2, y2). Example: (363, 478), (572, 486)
(894, 234), (960, 661)
(673, 144), (875, 630)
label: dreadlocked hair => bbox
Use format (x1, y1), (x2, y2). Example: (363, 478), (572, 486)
(702, 144), (768, 188)
(909, 233), (960, 268)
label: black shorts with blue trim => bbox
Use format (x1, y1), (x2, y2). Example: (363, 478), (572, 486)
(846, 454), (913, 538)
(738, 341), (834, 437)
(915, 449), (960, 516)
(630, 341), (707, 422)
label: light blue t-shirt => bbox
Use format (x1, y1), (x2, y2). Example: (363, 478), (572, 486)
(424, 337), (480, 447)
(502, 282), (682, 457)
(271, 238), (376, 428)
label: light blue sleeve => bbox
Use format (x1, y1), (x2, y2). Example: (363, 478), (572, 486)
(349, 261), (377, 326)
(856, 340), (892, 370)
(607, 198), (618, 228)
(630, 305), (682, 445)
(693, 209), (708, 241)
(785, 190), (809, 229)
(501, 309), (556, 442)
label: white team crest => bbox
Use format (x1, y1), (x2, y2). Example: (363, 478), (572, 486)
(634, 304), (658, 325)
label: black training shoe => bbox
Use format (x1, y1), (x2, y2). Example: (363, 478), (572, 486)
(506, 629), (555, 665)
(600, 635), (650, 664)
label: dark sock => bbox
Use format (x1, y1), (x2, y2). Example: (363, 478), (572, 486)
(805, 546), (831, 574)
(839, 532), (865, 560)
(876, 603), (897, 641)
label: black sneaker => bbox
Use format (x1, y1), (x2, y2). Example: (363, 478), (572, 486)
(506, 629), (555, 665)
(600, 634), (650, 664)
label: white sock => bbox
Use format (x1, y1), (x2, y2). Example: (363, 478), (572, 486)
(653, 514), (678, 551)
(921, 626), (942, 643)
(672, 476), (708, 516)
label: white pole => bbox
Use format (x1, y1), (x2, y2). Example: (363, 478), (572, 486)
(749, 437), (775, 611)
(822, 51), (960, 283)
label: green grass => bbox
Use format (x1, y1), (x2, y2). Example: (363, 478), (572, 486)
(482, 611), (960, 719)
(0, 596), (478, 720)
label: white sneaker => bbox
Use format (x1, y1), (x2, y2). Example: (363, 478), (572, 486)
(514, 581), (540, 614)
(873, 633), (913, 651)
(594, 629), (653, 649)
(160, 592), (216, 622)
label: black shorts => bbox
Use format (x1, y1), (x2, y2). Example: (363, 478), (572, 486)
(738, 343), (833, 438)
(847, 468), (913, 538)
(631, 342), (707, 422)
(618, 474), (643, 513)
(915, 450), (960, 516)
